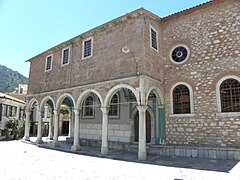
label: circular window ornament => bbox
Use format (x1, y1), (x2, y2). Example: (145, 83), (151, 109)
(169, 45), (190, 64)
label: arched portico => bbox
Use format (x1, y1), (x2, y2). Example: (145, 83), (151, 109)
(56, 93), (76, 110)
(23, 98), (39, 141)
(130, 106), (155, 144)
(39, 96), (56, 140)
(102, 84), (139, 155)
(146, 86), (164, 106)
(146, 86), (166, 145)
(104, 84), (139, 107)
(76, 89), (103, 109)
(71, 89), (103, 152)
(54, 93), (76, 147)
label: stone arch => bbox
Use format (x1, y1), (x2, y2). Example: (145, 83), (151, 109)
(104, 84), (139, 107)
(146, 86), (164, 106)
(56, 93), (76, 110)
(39, 96), (56, 111)
(27, 98), (39, 111)
(76, 89), (103, 109)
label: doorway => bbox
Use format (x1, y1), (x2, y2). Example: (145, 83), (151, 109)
(62, 121), (69, 136)
(134, 111), (151, 143)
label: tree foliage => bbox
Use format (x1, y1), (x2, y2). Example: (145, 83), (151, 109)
(0, 64), (28, 92)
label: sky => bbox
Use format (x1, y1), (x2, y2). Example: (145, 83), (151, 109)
(0, 0), (209, 77)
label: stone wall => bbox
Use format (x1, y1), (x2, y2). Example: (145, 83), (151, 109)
(27, 0), (240, 151)
(28, 14), (145, 95)
(79, 123), (131, 143)
(161, 0), (240, 147)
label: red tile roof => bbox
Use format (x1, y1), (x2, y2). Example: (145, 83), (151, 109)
(162, 0), (226, 21)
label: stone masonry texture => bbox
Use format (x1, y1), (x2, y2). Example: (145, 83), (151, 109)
(27, 0), (240, 149)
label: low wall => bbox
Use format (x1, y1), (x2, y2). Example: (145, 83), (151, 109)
(66, 138), (240, 160)
(149, 145), (240, 160)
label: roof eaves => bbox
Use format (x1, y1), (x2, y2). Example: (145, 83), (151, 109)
(26, 8), (158, 63)
(0, 92), (25, 104)
(162, 0), (226, 22)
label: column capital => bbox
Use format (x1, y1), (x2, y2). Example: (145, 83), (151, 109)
(100, 107), (109, 114)
(73, 109), (80, 116)
(37, 109), (42, 114)
(158, 105), (164, 109)
(53, 109), (58, 114)
(136, 105), (148, 112)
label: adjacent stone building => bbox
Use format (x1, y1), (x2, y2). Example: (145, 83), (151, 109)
(24, 0), (240, 160)
(0, 92), (25, 130)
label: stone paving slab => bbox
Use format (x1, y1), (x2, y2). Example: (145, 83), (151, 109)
(0, 139), (240, 179)
(25, 137), (240, 173)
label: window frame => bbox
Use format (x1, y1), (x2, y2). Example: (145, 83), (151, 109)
(149, 25), (159, 52)
(216, 75), (240, 116)
(82, 37), (93, 60)
(61, 46), (71, 66)
(82, 94), (95, 119)
(109, 93), (120, 118)
(45, 54), (53, 72)
(169, 44), (190, 65)
(170, 82), (194, 117)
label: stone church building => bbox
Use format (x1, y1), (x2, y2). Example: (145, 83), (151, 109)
(24, 0), (240, 160)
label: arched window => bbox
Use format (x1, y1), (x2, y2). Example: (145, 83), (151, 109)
(109, 94), (119, 116)
(83, 95), (94, 117)
(173, 84), (191, 114)
(220, 79), (240, 112)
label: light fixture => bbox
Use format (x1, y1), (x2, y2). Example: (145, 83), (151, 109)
(121, 44), (139, 75)
(122, 45), (130, 54)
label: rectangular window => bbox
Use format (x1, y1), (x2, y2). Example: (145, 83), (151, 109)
(82, 95), (94, 118)
(45, 54), (53, 71)
(0, 104), (2, 121)
(150, 25), (158, 52)
(12, 107), (17, 116)
(4, 105), (8, 116)
(82, 37), (93, 59)
(9, 106), (12, 117)
(109, 94), (119, 117)
(62, 47), (70, 65)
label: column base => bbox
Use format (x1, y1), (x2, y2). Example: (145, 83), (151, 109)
(71, 144), (81, 152)
(23, 136), (30, 141)
(101, 146), (109, 155)
(36, 139), (43, 144)
(138, 151), (147, 161)
(52, 141), (60, 147)
(47, 137), (53, 140)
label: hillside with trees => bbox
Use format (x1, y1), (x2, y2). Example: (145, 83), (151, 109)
(0, 64), (28, 93)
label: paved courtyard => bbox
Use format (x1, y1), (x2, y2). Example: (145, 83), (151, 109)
(0, 139), (240, 180)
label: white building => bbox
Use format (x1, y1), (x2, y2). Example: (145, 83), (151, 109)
(0, 92), (25, 129)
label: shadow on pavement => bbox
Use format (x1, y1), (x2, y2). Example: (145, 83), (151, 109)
(22, 138), (239, 173)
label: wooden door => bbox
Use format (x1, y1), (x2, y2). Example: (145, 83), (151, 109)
(134, 111), (151, 143)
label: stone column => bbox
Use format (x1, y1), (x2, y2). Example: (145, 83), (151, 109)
(71, 109), (81, 152)
(36, 107), (43, 144)
(52, 109), (60, 147)
(70, 110), (75, 138)
(101, 107), (109, 155)
(16, 107), (20, 120)
(23, 110), (30, 141)
(44, 106), (48, 120)
(68, 109), (72, 137)
(48, 111), (53, 140)
(137, 105), (148, 160)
